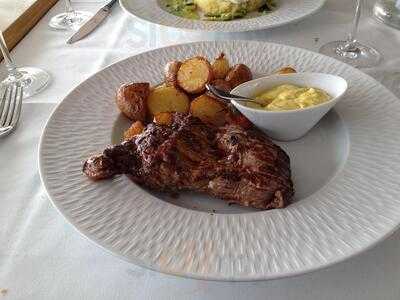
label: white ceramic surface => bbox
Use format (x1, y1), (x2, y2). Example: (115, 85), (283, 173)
(119, 0), (326, 32)
(231, 73), (348, 141)
(39, 41), (400, 281)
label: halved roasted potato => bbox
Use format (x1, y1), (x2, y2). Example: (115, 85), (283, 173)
(274, 66), (297, 74)
(124, 120), (145, 140)
(190, 94), (227, 126)
(116, 82), (150, 121)
(164, 60), (182, 87)
(211, 53), (230, 79)
(177, 56), (213, 94)
(147, 85), (190, 117)
(225, 64), (252, 88)
(153, 112), (173, 126)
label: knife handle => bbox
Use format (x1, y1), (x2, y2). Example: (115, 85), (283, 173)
(104, 0), (118, 11)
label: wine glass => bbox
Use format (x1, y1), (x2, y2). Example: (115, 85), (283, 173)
(49, 0), (93, 30)
(373, 0), (400, 29)
(0, 31), (50, 99)
(319, 0), (382, 68)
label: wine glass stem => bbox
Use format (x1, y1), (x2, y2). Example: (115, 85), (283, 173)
(345, 0), (362, 50)
(0, 31), (22, 80)
(65, 0), (75, 14)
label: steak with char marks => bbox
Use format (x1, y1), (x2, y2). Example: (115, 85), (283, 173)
(83, 113), (294, 209)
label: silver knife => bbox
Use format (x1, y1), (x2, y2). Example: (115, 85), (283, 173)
(67, 0), (117, 44)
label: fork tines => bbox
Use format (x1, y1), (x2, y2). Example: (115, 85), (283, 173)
(0, 84), (23, 137)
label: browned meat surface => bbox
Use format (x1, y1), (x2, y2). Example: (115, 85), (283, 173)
(83, 114), (294, 209)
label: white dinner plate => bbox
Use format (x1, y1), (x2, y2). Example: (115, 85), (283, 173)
(39, 41), (400, 281)
(119, 0), (326, 32)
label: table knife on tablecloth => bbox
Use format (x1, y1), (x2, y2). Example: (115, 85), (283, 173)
(67, 0), (117, 44)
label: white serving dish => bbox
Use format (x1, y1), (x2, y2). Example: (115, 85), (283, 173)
(231, 73), (348, 141)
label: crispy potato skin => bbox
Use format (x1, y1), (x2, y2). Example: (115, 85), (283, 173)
(275, 66), (297, 74)
(225, 64), (252, 88)
(177, 56), (213, 94)
(124, 120), (145, 140)
(206, 79), (232, 100)
(147, 86), (190, 117)
(164, 61), (182, 87)
(116, 82), (150, 121)
(212, 53), (230, 79)
(153, 112), (173, 126)
(190, 94), (227, 126)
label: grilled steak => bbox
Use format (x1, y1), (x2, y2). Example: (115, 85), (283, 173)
(83, 113), (294, 209)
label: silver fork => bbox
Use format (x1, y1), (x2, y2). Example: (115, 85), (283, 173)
(0, 84), (23, 138)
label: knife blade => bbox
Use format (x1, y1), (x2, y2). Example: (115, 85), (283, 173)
(67, 0), (117, 44)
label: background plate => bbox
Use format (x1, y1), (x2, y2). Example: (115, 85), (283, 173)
(119, 0), (326, 32)
(39, 41), (400, 281)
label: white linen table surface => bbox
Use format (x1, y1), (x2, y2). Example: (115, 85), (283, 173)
(1, 0), (400, 299)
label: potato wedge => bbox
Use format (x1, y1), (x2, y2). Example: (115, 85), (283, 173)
(164, 60), (182, 87)
(177, 56), (213, 94)
(274, 66), (297, 75)
(225, 64), (252, 88)
(124, 121), (145, 140)
(116, 82), (150, 121)
(147, 86), (190, 117)
(211, 53), (230, 79)
(153, 112), (173, 126)
(190, 94), (227, 126)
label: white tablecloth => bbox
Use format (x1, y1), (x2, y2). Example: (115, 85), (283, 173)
(1, 1), (400, 299)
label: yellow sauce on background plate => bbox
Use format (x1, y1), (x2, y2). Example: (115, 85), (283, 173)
(246, 84), (332, 111)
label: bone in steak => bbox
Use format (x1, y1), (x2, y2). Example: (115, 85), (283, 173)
(83, 113), (294, 209)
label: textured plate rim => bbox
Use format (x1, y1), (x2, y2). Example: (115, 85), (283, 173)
(119, 0), (327, 33)
(38, 40), (400, 281)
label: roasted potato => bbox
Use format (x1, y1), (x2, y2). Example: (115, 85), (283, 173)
(274, 66), (297, 74)
(153, 112), (173, 126)
(225, 64), (252, 88)
(147, 85), (190, 117)
(164, 60), (182, 87)
(177, 56), (213, 94)
(116, 82), (150, 121)
(211, 53), (230, 79)
(124, 120), (145, 140)
(206, 79), (232, 100)
(190, 94), (227, 126)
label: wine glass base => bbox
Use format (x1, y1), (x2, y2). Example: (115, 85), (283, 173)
(319, 41), (382, 68)
(1, 67), (50, 99)
(49, 11), (93, 31)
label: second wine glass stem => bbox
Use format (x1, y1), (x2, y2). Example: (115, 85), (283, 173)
(65, 0), (75, 14)
(345, 0), (362, 50)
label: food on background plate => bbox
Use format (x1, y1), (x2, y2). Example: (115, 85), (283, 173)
(164, 0), (276, 21)
(84, 114), (294, 210)
(85, 52), (297, 210)
(247, 84), (332, 111)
